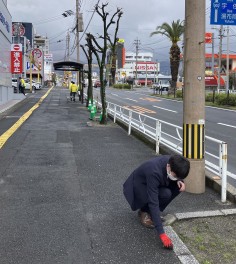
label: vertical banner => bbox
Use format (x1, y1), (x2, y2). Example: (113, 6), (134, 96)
(11, 44), (23, 74)
(205, 32), (213, 44)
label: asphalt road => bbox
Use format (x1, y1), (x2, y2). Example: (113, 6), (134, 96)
(92, 86), (236, 186)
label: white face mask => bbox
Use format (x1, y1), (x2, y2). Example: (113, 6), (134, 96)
(167, 170), (178, 181)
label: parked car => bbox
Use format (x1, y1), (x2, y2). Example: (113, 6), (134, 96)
(12, 78), (42, 91)
(94, 80), (101, 88)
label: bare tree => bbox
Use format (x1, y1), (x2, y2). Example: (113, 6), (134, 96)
(88, 3), (122, 124)
(81, 35), (93, 107)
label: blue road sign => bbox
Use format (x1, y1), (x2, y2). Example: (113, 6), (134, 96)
(210, 0), (236, 25)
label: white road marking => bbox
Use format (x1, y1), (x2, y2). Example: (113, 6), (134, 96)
(152, 105), (177, 113)
(111, 93), (119, 96)
(217, 123), (236, 129)
(125, 98), (138, 102)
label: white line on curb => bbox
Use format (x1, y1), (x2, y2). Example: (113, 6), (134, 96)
(165, 226), (200, 264)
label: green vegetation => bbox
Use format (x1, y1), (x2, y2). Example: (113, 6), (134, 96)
(173, 216), (236, 264)
(154, 90), (236, 109)
(113, 84), (131, 89)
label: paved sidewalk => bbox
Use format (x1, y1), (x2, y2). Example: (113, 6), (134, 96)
(0, 86), (235, 264)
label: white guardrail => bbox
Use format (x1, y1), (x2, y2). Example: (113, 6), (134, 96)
(103, 101), (235, 203)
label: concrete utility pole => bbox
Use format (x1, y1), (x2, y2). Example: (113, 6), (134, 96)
(76, 0), (80, 84)
(66, 30), (70, 61)
(183, 0), (206, 193)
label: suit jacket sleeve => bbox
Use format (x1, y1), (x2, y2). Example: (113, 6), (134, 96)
(146, 172), (165, 235)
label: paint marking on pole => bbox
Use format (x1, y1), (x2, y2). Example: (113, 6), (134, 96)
(183, 124), (205, 159)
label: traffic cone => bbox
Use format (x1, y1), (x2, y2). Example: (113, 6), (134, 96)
(90, 106), (96, 120)
(88, 99), (92, 111)
(93, 101), (97, 113)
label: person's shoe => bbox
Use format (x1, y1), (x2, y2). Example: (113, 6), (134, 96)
(139, 211), (155, 229)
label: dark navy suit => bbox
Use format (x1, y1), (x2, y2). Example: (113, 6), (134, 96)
(123, 155), (181, 234)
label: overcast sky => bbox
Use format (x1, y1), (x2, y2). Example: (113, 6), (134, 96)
(7, 0), (235, 71)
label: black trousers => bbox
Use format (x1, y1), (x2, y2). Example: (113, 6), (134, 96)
(70, 92), (76, 101)
(141, 187), (180, 213)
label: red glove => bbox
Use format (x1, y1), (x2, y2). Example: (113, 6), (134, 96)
(159, 233), (173, 249)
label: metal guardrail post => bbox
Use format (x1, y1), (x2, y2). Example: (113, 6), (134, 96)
(156, 120), (161, 154)
(128, 110), (132, 135)
(221, 142), (228, 203)
(114, 105), (117, 123)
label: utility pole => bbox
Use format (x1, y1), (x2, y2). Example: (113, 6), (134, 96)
(134, 38), (140, 85)
(76, 0), (80, 85)
(217, 25), (223, 93)
(211, 33), (214, 75)
(183, 0), (206, 194)
(66, 30), (70, 61)
(226, 26), (229, 93)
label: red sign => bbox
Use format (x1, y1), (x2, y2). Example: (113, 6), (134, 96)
(11, 44), (23, 73)
(32, 48), (42, 59)
(205, 33), (213, 44)
(205, 75), (225, 86)
(12, 23), (25, 37)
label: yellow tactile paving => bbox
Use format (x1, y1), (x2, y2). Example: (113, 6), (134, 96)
(140, 97), (161, 102)
(0, 87), (54, 149)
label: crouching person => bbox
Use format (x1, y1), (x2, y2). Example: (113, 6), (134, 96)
(123, 155), (190, 249)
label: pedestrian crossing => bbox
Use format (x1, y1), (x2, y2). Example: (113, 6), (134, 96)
(123, 105), (156, 114)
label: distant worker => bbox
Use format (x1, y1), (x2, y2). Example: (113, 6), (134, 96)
(123, 155), (190, 250)
(19, 77), (26, 95)
(69, 81), (78, 102)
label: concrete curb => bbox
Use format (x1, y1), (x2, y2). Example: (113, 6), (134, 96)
(165, 226), (200, 264)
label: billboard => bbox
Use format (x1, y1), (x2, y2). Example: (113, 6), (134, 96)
(11, 44), (23, 74)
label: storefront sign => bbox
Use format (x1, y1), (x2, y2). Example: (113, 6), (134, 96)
(11, 44), (23, 73)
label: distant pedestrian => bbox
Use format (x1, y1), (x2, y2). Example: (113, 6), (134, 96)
(123, 154), (190, 249)
(19, 77), (26, 95)
(69, 81), (78, 102)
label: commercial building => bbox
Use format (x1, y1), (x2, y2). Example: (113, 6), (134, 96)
(0, 0), (24, 105)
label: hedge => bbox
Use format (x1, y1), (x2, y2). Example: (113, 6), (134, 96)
(113, 84), (131, 89)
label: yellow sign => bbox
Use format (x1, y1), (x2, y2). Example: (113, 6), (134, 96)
(118, 38), (125, 43)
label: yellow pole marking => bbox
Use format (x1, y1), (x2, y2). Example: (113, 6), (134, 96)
(183, 124), (187, 157)
(188, 125), (192, 159)
(199, 124), (203, 159)
(0, 87), (54, 149)
(194, 124), (198, 159)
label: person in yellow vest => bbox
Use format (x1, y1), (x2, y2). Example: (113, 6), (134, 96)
(69, 81), (78, 102)
(19, 77), (26, 95)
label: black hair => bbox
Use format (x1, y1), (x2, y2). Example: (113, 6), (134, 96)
(168, 155), (190, 179)
(71, 81), (75, 84)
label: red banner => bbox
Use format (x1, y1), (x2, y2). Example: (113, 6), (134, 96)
(11, 44), (23, 74)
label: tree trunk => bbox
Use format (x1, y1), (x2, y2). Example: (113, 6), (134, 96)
(87, 65), (93, 107)
(169, 44), (180, 96)
(100, 64), (107, 124)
